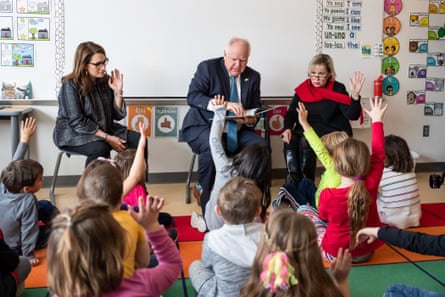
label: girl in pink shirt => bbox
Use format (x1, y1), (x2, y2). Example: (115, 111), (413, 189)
(47, 196), (182, 297)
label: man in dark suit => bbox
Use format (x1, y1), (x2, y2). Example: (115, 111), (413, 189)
(182, 37), (268, 227)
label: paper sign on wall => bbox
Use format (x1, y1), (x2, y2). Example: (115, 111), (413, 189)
(127, 105), (152, 137)
(154, 106), (178, 137)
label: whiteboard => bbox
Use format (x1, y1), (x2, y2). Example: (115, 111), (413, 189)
(64, 0), (318, 97)
(4, 0), (383, 98)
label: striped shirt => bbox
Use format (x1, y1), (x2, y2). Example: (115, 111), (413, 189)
(377, 167), (421, 229)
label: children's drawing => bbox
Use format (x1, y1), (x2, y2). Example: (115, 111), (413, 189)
(409, 39), (428, 53)
(1, 43), (34, 67)
(17, 17), (50, 41)
(16, 0), (49, 14)
(0, 0), (13, 13)
(0, 16), (13, 40)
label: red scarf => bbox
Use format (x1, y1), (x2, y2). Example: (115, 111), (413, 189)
(295, 79), (351, 105)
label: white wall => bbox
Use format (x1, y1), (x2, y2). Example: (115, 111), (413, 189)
(0, 0), (443, 179)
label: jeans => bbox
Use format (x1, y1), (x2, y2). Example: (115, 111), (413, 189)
(385, 284), (445, 297)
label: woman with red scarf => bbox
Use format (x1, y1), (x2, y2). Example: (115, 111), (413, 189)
(281, 54), (365, 186)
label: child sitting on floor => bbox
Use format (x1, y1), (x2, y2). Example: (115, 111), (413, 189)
(377, 134), (421, 229)
(193, 97), (270, 232)
(77, 159), (152, 277)
(297, 97), (387, 263)
(273, 101), (349, 209)
(189, 176), (264, 297)
(240, 208), (352, 297)
(0, 228), (31, 297)
(47, 197), (182, 297)
(0, 117), (59, 266)
(114, 140), (173, 229)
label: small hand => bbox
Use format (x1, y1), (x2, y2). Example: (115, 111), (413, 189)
(364, 97), (387, 123)
(30, 258), (40, 266)
(129, 195), (164, 232)
(281, 129), (292, 144)
(21, 116), (37, 143)
(330, 248), (352, 284)
(355, 227), (379, 245)
(348, 71), (365, 99)
(137, 121), (147, 148)
(296, 102), (310, 131)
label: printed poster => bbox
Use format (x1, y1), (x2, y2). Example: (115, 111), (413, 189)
(267, 105), (287, 136)
(127, 105), (152, 137)
(154, 106), (177, 137)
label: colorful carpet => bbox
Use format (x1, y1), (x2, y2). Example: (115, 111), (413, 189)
(174, 216), (205, 242)
(25, 205), (445, 290)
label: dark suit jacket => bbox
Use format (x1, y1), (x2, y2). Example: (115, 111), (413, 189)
(181, 57), (262, 142)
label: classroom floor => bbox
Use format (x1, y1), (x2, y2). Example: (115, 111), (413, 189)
(38, 172), (445, 215)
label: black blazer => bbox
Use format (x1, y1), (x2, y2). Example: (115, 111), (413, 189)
(181, 57), (262, 142)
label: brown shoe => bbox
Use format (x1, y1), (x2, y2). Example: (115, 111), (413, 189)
(193, 183), (202, 206)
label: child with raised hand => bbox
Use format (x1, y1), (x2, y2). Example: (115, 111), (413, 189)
(0, 117), (59, 266)
(47, 196), (182, 297)
(298, 101), (349, 208)
(297, 97), (387, 263)
(377, 134), (421, 229)
(114, 124), (173, 229)
(189, 176), (264, 297)
(240, 208), (352, 297)
(197, 96), (271, 231)
(77, 158), (151, 277)
(273, 102), (349, 209)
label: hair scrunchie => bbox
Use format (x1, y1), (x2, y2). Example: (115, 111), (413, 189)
(260, 252), (298, 293)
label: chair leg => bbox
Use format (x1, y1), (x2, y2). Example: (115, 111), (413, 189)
(49, 151), (65, 204)
(185, 153), (196, 204)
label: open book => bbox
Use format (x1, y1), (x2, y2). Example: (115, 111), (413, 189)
(225, 105), (277, 119)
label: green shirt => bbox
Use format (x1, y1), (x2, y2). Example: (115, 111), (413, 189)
(303, 128), (341, 208)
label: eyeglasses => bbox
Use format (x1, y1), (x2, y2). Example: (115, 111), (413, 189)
(89, 58), (109, 67)
(308, 72), (329, 79)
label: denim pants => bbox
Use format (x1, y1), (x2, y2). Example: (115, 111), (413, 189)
(385, 284), (445, 297)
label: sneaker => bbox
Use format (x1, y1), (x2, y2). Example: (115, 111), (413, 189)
(191, 211), (207, 232)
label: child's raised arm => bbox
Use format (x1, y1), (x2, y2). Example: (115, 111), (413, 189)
(122, 122), (147, 197)
(297, 102), (312, 131)
(20, 117), (36, 143)
(364, 97), (387, 123)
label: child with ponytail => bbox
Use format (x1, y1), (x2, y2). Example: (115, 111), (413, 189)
(297, 97), (387, 263)
(240, 208), (352, 297)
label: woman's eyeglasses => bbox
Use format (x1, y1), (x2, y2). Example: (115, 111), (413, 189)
(308, 72), (329, 79)
(89, 58), (109, 67)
